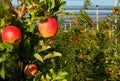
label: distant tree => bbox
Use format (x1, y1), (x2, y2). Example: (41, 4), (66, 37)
(82, 0), (92, 9)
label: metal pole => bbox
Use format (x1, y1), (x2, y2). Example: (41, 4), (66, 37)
(114, 0), (118, 57)
(114, 0), (118, 29)
(115, 0), (118, 6)
(96, 5), (99, 30)
(70, 20), (71, 29)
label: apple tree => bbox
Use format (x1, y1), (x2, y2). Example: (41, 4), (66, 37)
(47, 6), (120, 81)
(0, 0), (68, 81)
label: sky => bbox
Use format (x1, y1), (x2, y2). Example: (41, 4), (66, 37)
(12, 0), (116, 6)
(66, 0), (115, 6)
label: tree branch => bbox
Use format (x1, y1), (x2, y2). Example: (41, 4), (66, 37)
(4, 0), (37, 19)
(4, 0), (18, 14)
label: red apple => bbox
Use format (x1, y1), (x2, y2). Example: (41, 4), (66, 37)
(70, 35), (74, 40)
(38, 18), (58, 38)
(24, 64), (38, 76)
(74, 18), (79, 25)
(76, 36), (80, 40)
(1, 25), (22, 43)
(79, 30), (82, 33)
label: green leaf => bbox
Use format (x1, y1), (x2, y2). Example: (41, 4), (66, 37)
(39, 40), (51, 52)
(28, 8), (37, 15)
(33, 71), (42, 81)
(0, 19), (5, 27)
(27, 24), (35, 32)
(0, 63), (5, 79)
(48, 0), (51, 10)
(46, 74), (51, 80)
(43, 51), (62, 60)
(41, 45), (51, 52)
(51, 0), (55, 9)
(59, 1), (66, 10)
(34, 53), (44, 62)
(49, 69), (56, 78)
(0, 43), (5, 51)
(50, 69), (68, 80)
(41, 75), (45, 81)
(4, 42), (13, 52)
(55, 11), (74, 16)
(0, 0), (12, 19)
(26, 0), (31, 5)
(0, 53), (9, 63)
(53, 71), (68, 80)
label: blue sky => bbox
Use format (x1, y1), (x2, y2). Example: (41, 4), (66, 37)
(66, 0), (115, 6)
(12, 0), (115, 6)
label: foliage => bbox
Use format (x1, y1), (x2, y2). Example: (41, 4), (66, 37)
(45, 9), (120, 81)
(0, 0), (68, 81)
(1, 0), (120, 81)
(82, 0), (92, 9)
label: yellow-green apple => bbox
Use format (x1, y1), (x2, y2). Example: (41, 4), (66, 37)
(1, 25), (22, 43)
(38, 18), (58, 38)
(24, 64), (38, 76)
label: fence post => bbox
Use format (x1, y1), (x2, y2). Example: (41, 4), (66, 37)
(96, 5), (99, 30)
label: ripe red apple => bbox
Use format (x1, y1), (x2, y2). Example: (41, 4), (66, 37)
(38, 18), (58, 38)
(1, 25), (22, 43)
(76, 36), (80, 40)
(74, 18), (79, 25)
(24, 64), (38, 76)
(79, 30), (82, 33)
(70, 35), (74, 40)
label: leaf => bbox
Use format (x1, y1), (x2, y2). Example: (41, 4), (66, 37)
(27, 24), (35, 32)
(49, 69), (56, 78)
(43, 51), (62, 60)
(0, 43), (5, 51)
(41, 75), (45, 81)
(41, 46), (51, 52)
(53, 71), (68, 80)
(51, 0), (55, 9)
(34, 53), (44, 62)
(46, 74), (51, 80)
(0, 63), (5, 79)
(0, 19), (5, 27)
(33, 71), (42, 81)
(28, 8), (35, 15)
(0, 53), (9, 63)
(4, 42), (13, 52)
(26, 0), (31, 5)
(59, 1), (66, 10)
(0, 0), (12, 18)
(62, 79), (67, 81)
(55, 11), (74, 16)
(39, 40), (51, 52)
(49, 69), (68, 80)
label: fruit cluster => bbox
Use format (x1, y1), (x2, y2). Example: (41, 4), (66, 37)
(0, 17), (58, 77)
(1, 18), (58, 44)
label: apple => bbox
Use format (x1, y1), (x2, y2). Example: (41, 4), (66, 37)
(38, 18), (58, 38)
(76, 36), (80, 40)
(24, 64), (38, 76)
(1, 25), (22, 43)
(79, 30), (82, 33)
(70, 35), (74, 40)
(74, 18), (79, 25)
